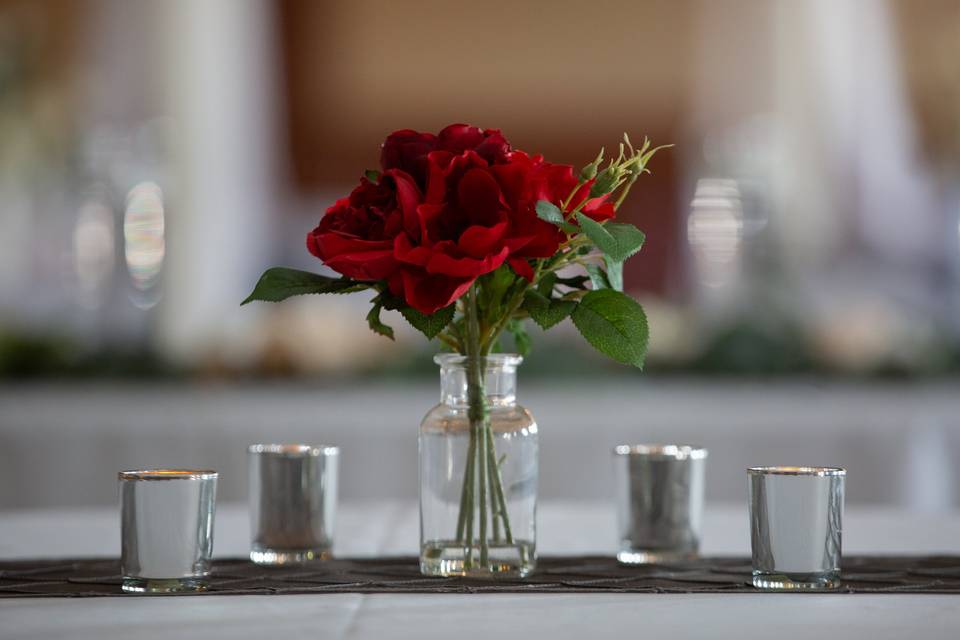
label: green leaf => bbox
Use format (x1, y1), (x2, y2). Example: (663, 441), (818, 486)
(537, 272), (557, 297)
(366, 302), (395, 340)
(364, 169), (381, 182)
(506, 318), (532, 356)
(400, 304), (455, 340)
(570, 289), (649, 368)
(585, 263), (611, 290)
(575, 214), (646, 263)
(478, 265), (516, 316)
(536, 200), (578, 233)
(242, 268), (367, 305)
(535, 200), (564, 225)
(605, 257), (624, 292)
(522, 289), (577, 330)
(554, 274), (590, 290)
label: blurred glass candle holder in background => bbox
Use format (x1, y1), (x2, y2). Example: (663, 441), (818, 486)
(614, 444), (708, 564)
(748, 466), (845, 590)
(119, 469), (218, 593)
(248, 444), (339, 564)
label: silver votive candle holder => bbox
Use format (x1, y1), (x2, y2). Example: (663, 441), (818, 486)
(614, 444), (708, 564)
(748, 466), (845, 590)
(248, 444), (339, 564)
(119, 469), (218, 593)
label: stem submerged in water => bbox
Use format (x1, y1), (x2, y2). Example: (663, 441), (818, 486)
(454, 285), (515, 571)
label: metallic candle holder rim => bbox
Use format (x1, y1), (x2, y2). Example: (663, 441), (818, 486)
(118, 469), (219, 481)
(747, 466), (846, 477)
(614, 444), (709, 460)
(248, 443), (339, 458)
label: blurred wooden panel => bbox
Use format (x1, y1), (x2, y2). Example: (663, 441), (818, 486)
(892, 0), (960, 176)
(278, 0), (694, 294)
(280, 0), (694, 183)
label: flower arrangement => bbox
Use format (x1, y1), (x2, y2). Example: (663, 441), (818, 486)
(244, 123), (668, 573)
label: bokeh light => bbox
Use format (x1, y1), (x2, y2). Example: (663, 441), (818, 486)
(123, 181), (165, 301)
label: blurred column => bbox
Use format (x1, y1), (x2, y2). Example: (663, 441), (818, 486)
(156, 0), (280, 366)
(774, 0), (944, 277)
(901, 418), (954, 511)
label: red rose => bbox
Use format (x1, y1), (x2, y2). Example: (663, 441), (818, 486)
(310, 125), (616, 314)
(306, 167), (490, 314)
(388, 150), (513, 312)
(490, 151), (617, 279)
(306, 172), (410, 282)
(378, 130), (437, 189)
(381, 124), (511, 188)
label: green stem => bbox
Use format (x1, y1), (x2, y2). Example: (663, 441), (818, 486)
(481, 262), (544, 351)
(477, 411), (488, 565)
(464, 449), (474, 566)
(561, 179), (585, 211)
(452, 282), (525, 571)
(464, 287), (489, 567)
(437, 331), (461, 352)
(455, 430), (476, 542)
(487, 424), (501, 543)
(486, 424), (513, 543)
(613, 174), (638, 210)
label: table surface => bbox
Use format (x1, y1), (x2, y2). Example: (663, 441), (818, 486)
(2, 502), (959, 639)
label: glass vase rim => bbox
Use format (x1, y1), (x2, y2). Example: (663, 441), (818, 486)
(747, 466), (846, 477)
(433, 353), (523, 368)
(613, 444), (708, 460)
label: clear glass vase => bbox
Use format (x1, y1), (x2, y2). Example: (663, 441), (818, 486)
(419, 353), (538, 578)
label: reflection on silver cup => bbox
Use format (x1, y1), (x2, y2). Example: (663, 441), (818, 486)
(119, 469), (218, 593)
(614, 444), (707, 564)
(248, 444), (339, 564)
(748, 466), (845, 590)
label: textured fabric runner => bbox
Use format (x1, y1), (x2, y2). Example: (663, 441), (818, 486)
(2, 556), (959, 597)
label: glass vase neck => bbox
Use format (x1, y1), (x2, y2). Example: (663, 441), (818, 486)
(435, 353), (522, 408)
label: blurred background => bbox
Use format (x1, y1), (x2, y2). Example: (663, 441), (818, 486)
(1, 0), (958, 511)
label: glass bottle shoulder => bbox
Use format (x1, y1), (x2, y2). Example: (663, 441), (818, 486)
(419, 403), (537, 436)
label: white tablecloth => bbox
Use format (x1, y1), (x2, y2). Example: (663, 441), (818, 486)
(1, 502), (958, 639)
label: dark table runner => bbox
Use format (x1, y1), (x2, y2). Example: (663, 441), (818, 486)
(2, 556), (960, 597)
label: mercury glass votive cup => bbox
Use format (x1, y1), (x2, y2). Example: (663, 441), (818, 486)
(748, 466), (845, 590)
(614, 444), (708, 563)
(248, 444), (339, 564)
(119, 469), (218, 593)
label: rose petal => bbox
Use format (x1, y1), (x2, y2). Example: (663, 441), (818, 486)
(513, 221), (563, 258)
(323, 250), (397, 281)
(415, 203), (445, 246)
(380, 129), (437, 185)
(458, 221), (508, 259)
(386, 169), (423, 240)
(394, 233), (432, 266)
(308, 230), (397, 280)
(401, 269), (474, 314)
(426, 245), (509, 278)
(581, 198), (616, 221)
(437, 124), (485, 153)
(457, 168), (504, 225)
(508, 257), (535, 281)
